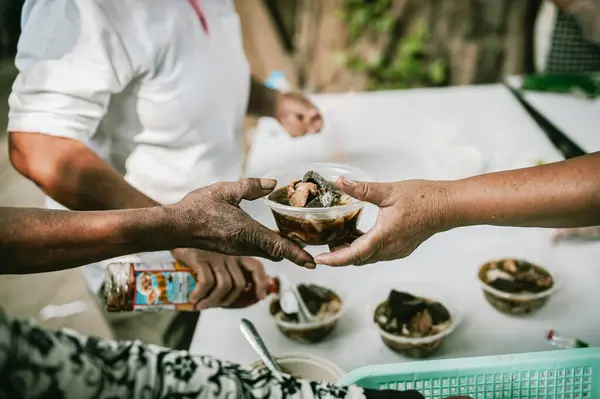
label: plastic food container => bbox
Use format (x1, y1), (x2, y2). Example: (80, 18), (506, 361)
(478, 259), (557, 316)
(249, 353), (345, 382)
(338, 347), (599, 399)
(262, 162), (371, 246)
(369, 282), (462, 359)
(268, 287), (348, 343)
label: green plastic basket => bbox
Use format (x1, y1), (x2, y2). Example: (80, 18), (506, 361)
(338, 348), (599, 399)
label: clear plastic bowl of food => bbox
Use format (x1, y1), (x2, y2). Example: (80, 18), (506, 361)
(369, 282), (462, 359)
(262, 162), (372, 246)
(268, 285), (348, 343)
(248, 353), (345, 382)
(478, 258), (557, 316)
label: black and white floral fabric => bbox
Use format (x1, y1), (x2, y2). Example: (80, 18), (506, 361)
(0, 309), (425, 399)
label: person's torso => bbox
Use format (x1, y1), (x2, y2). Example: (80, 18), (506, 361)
(47, 0), (250, 207)
(37, 0), (250, 292)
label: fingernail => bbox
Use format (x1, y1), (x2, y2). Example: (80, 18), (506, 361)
(303, 261), (316, 269)
(259, 178), (277, 190)
(314, 256), (324, 265)
(340, 176), (355, 187)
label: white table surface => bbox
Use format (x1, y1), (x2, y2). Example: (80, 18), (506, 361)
(190, 85), (599, 373)
(506, 75), (600, 153)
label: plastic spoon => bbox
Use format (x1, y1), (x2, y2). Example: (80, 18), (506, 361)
(240, 318), (285, 380)
(278, 274), (316, 323)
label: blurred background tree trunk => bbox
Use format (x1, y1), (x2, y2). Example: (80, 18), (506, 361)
(238, 0), (543, 92)
(424, 0), (542, 85)
(1, 0), (542, 90)
(235, 0), (300, 87)
(2, 0), (542, 90)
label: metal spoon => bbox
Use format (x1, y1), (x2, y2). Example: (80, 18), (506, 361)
(240, 318), (285, 380)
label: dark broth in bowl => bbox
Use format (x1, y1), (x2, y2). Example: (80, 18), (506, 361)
(269, 284), (343, 343)
(373, 290), (453, 358)
(267, 171), (360, 245)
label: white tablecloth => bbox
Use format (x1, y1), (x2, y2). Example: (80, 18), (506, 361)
(506, 75), (600, 153)
(190, 85), (599, 373)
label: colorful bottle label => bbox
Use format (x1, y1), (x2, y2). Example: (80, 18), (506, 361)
(131, 262), (196, 311)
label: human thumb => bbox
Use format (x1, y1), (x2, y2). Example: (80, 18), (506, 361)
(232, 178), (277, 202)
(336, 177), (388, 205)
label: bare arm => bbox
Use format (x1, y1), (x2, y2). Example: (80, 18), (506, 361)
(246, 76), (278, 117)
(449, 152), (600, 228)
(9, 132), (160, 211)
(0, 178), (315, 275)
(315, 152), (600, 266)
(0, 206), (173, 275)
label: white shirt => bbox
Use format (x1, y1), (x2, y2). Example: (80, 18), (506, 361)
(9, 0), (251, 292)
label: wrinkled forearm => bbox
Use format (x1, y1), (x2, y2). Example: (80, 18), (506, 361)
(246, 76), (279, 117)
(447, 152), (600, 229)
(0, 206), (178, 274)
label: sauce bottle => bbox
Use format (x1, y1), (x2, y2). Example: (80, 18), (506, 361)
(104, 261), (279, 312)
(226, 267), (280, 308)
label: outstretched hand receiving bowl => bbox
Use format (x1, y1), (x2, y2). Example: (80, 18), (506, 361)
(314, 177), (454, 267)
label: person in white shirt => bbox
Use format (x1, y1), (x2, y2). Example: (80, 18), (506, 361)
(5, 0), (322, 348)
